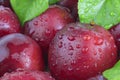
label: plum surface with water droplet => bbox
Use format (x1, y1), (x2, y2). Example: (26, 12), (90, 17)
(109, 23), (120, 53)
(48, 23), (117, 80)
(23, 5), (74, 67)
(0, 6), (20, 37)
(0, 33), (44, 76)
(23, 5), (74, 55)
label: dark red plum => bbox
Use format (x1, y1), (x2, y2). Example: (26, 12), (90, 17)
(24, 5), (74, 64)
(0, 6), (20, 37)
(109, 23), (120, 54)
(48, 23), (117, 80)
(0, 33), (44, 76)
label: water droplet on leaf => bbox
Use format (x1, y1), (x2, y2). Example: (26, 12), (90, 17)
(110, 12), (116, 16)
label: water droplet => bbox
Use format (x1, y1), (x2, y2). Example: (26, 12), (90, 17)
(118, 38), (120, 41)
(29, 28), (35, 34)
(68, 45), (74, 50)
(35, 37), (39, 41)
(110, 36), (114, 40)
(93, 2), (97, 5)
(78, 56), (81, 60)
(83, 35), (91, 40)
(58, 42), (63, 48)
(45, 29), (51, 34)
(68, 67), (73, 71)
(67, 36), (75, 41)
(71, 60), (76, 64)
(33, 21), (38, 26)
(52, 63), (56, 67)
(94, 38), (103, 45)
(49, 76), (53, 79)
(76, 68), (80, 71)
(82, 47), (89, 53)
(111, 53), (114, 56)
(76, 44), (81, 48)
(58, 35), (63, 39)
(80, 0), (83, 2)
(2, 18), (7, 23)
(94, 63), (98, 68)
(105, 24), (113, 29)
(81, 15), (85, 19)
(114, 45), (116, 48)
(94, 52), (97, 55)
(63, 63), (67, 66)
(110, 12), (116, 16)
(40, 38), (44, 42)
(84, 65), (89, 69)
(88, 0), (93, 3)
(68, 52), (73, 56)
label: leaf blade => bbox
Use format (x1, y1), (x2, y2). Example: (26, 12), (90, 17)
(78, 0), (120, 29)
(49, 0), (59, 5)
(103, 60), (120, 80)
(10, 0), (49, 26)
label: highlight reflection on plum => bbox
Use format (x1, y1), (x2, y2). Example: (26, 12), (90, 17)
(0, 33), (44, 76)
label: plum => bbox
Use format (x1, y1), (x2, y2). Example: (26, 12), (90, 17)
(0, 33), (44, 76)
(48, 23), (117, 80)
(0, 69), (55, 80)
(24, 5), (74, 65)
(0, 6), (20, 37)
(109, 24), (120, 54)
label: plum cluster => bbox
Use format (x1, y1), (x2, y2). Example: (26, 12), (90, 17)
(0, 0), (119, 80)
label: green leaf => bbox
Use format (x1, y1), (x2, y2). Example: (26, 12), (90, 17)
(78, 0), (120, 29)
(103, 60), (120, 80)
(10, 0), (49, 26)
(49, 0), (59, 5)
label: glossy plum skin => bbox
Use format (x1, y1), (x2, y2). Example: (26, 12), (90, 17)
(0, 69), (55, 80)
(109, 23), (120, 53)
(48, 23), (117, 80)
(0, 0), (11, 8)
(0, 6), (20, 37)
(24, 5), (74, 55)
(0, 33), (44, 76)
